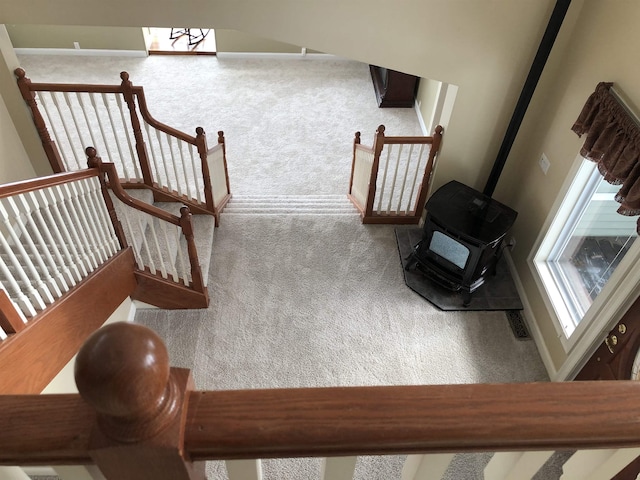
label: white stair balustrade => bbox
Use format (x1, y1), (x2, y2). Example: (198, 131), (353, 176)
(34, 188), (87, 281)
(18, 194), (72, 292)
(0, 202), (52, 309)
(54, 184), (100, 270)
(2, 196), (63, 298)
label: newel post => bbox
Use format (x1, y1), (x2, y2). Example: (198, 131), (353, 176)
(74, 322), (206, 480)
(120, 72), (154, 188)
(414, 125), (444, 220)
(195, 127), (215, 212)
(14, 68), (66, 173)
(86, 147), (128, 249)
(179, 206), (207, 295)
(218, 130), (231, 197)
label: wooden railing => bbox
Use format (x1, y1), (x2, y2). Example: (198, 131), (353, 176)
(15, 68), (231, 225)
(87, 148), (209, 309)
(0, 169), (137, 394)
(348, 125), (443, 224)
(3, 322), (640, 479)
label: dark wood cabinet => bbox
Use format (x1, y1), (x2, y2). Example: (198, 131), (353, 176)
(369, 65), (419, 108)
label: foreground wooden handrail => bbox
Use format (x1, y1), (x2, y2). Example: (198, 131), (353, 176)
(3, 322), (640, 476)
(4, 380), (640, 466)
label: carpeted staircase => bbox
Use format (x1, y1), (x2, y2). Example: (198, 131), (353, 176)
(223, 194), (359, 216)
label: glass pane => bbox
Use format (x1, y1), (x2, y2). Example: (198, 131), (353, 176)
(430, 231), (470, 269)
(548, 174), (637, 319)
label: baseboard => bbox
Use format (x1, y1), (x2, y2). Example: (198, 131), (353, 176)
(414, 100), (429, 136)
(502, 249), (559, 380)
(215, 51), (350, 61)
(14, 48), (148, 57)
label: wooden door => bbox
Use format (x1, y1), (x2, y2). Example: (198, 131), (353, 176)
(575, 295), (640, 480)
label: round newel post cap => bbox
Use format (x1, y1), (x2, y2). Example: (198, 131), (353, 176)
(75, 323), (178, 442)
(14, 68), (26, 79)
(120, 71), (130, 82)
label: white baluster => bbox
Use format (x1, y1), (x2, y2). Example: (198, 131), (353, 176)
(42, 187), (93, 275)
(321, 456), (357, 480)
(0, 253), (37, 317)
(147, 217), (168, 279)
(0, 201), (53, 307)
(386, 144), (403, 214)
(188, 143), (204, 203)
(49, 92), (83, 170)
(100, 93), (131, 181)
(76, 92), (99, 149)
(60, 183), (103, 267)
(63, 92), (90, 151)
(69, 181), (110, 263)
(150, 125), (174, 191)
(143, 122), (165, 187)
(0, 467), (31, 480)
(484, 451), (554, 480)
(16, 193), (73, 292)
(225, 459), (262, 480)
(88, 93), (116, 163)
(177, 139), (194, 200)
(175, 225), (190, 286)
(161, 132), (182, 195)
(135, 212), (157, 274)
(33, 189), (85, 281)
(54, 465), (107, 480)
(0, 324), (6, 340)
(396, 144), (414, 213)
(406, 144), (426, 213)
(376, 146), (393, 213)
(77, 178), (116, 259)
(82, 178), (120, 256)
(4, 197), (63, 298)
(401, 454), (455, 480)
(561, 448), (640, 480)
(159, 220), (179, 282)
(119, 206), (144, 270)
(115, 93), (142, 180)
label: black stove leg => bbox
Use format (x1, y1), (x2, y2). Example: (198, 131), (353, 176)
(462, 291), (472, 307)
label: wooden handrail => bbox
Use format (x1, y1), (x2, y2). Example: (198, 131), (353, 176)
(131, 84), (197, 145)
(86, 148), (181, 226)
(0, 169), (99, 198)
(3, 322), (640, 476)
(383, 136), (436, 144)
(4, 380), (640, 465)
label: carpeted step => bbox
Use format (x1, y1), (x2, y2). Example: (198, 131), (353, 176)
(223, 194), (359, 216)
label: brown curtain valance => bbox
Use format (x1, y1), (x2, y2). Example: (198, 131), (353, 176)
(572, 82), (640, 229)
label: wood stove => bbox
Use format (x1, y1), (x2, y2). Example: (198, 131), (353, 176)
(405, 181), (517, 306)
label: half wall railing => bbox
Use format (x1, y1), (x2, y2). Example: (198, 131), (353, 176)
(3, 322), (640, 480)
(349, 125), (443, 224)
(15, 68), (231, 225)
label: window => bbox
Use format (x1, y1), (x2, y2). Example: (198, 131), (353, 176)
(533, 156), (637, 340)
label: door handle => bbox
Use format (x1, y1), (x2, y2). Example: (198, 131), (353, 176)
(605, 335), (618, 354)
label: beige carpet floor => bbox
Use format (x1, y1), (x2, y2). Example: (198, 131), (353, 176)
(18, 54), (556, 480)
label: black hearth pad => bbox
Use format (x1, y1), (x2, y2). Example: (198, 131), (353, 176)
(395, 227), (523, 312)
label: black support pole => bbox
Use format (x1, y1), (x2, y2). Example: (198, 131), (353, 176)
(483, 0), (572, 197)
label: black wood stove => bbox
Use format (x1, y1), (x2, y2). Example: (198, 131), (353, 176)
(405, 181), (517, 306)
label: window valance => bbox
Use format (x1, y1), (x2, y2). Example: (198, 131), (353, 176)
(572, 82), (640, 225)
